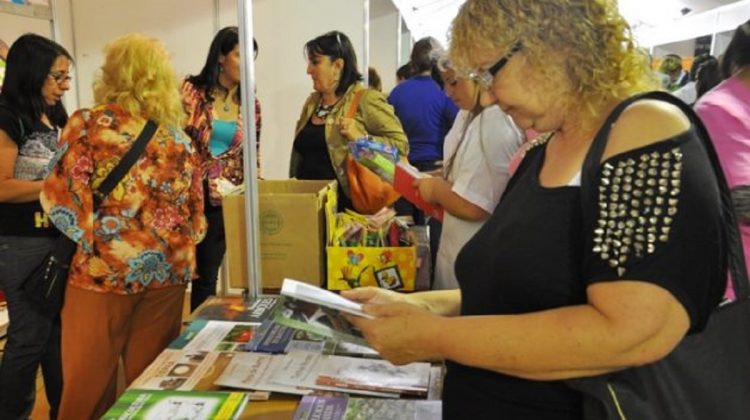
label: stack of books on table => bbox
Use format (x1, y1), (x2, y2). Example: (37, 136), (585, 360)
(105, 278), (442, 418)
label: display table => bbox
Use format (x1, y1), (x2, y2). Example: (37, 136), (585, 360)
(112, 295), (441, 419)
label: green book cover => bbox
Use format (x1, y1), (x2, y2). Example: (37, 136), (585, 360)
(101, 389), (247, 420)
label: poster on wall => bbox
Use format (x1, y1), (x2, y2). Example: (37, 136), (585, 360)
(0, 0), (51, 20)
(1, 0), (50, 5)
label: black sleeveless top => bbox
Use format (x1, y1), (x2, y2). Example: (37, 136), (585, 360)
(0, 104), (60, 237)
(446, 141), (585, 419)
(446, 121), (725, 418)
(293, 119), (335, 181)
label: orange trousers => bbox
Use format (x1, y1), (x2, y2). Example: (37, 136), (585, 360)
(57, 285), (185, 420)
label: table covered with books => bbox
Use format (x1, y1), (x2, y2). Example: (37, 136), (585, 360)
(102, 282), (443, 420)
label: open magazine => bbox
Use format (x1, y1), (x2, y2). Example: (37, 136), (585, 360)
(273, 279), (375, 346)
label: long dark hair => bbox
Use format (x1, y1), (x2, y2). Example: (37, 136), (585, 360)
(304, 31), (363, 97)
(187, 26), (244, 103)
(1, 33), (72, 133)
(721, 19), (750, 79)
(695, 57), (721, 100)
(689, 54), (715, 81)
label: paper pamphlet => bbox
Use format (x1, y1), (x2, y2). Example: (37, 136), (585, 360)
(270, 351), (397, 398)
(281, 278), (374, 320)
(170, 320), (257, 353)
(313, 353), (431, 396)
(213, 352), (313, 396)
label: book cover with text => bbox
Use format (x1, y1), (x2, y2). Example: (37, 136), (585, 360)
(101, 389), (247, 420)
(188, 295), (280, 324)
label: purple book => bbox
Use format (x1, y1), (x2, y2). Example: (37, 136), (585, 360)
(293, 395), (348, 420)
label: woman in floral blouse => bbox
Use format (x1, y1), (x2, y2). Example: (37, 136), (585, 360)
(40, 34), (206, 419)
(182, 26), (262, 311)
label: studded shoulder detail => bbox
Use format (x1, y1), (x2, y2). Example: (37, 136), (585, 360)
(593, 147), (683, 277)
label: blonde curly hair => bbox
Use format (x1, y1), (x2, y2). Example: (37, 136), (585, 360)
(449, 0), (660, 123)
(94, 33), (185, 128)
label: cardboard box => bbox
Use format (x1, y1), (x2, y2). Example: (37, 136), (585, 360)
(223, 180), (336, 290)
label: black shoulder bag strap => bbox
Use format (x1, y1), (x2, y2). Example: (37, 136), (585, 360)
(580, 91), (749, 300)
(93, 120), (158, 209)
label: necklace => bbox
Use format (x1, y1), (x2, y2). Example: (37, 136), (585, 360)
(314, 102), (334, 118)
(214, 86), (235, 113)
(314, 95), (342, 119)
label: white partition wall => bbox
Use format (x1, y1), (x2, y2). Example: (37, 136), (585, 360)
(400, 19), (412, 67)
(0, 2), (74, 107)
(0, 14), (51, 45)
(636, 0), (750, 56)
(251, 0), (365, 179)
(369, 0), (400, 94)
(61, 0), (215, 108)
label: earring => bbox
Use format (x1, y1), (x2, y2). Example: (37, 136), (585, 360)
(219, 64), (224, 73)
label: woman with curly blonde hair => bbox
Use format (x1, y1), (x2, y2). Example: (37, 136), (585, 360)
(40, 33), (207, 419)
(344, 1), (730, 418)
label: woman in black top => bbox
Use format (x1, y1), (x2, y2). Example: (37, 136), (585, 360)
(290, 31), (407, 212)
(345, 1), (727, 419)
(0, 34), (72, 420)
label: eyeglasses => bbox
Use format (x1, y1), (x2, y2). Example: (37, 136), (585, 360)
(48, 72), (72, 84)
(469, 43), (522, 90)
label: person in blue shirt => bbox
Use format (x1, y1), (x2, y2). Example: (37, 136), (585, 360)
(388, 37), (458, 173)
(388, 38), (458, 283)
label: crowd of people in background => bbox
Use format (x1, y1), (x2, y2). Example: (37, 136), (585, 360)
(0, 3), (749, 419)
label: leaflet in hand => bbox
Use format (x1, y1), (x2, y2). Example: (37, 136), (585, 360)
(281, 278), (374, 320)
(274, 278), (375, 346)
(393, 162), (444, 222)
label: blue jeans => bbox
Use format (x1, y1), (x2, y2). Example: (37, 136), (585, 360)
(0, 235), (62, 420)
